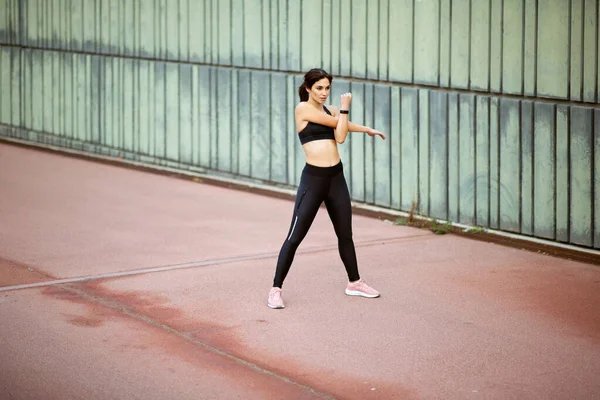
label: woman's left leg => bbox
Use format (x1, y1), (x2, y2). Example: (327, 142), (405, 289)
(325, 167), (380, 298)
(324, 169), (360, 282)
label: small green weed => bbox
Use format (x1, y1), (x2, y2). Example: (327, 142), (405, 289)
(430, 219), (452, 235)
(463, 225), (486, 234)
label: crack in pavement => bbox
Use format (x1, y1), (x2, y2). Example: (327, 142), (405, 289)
(54, 283), (337, 400)
(0, 233), (434, 293)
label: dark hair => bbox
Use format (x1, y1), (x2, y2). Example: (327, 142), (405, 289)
(298, 68), (333, 101)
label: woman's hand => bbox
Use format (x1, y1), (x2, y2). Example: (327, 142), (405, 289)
(340, 93), (352, 110)
(367, 128), (386, 140)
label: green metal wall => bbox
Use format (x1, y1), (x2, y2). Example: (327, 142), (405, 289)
(1, 0), (599, 249)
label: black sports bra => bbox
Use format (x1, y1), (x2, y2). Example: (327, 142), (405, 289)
(297, 106), (335, 145)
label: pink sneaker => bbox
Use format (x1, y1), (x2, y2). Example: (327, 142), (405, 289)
(345, 279), (380, 298)
(268, 287), (285, 309)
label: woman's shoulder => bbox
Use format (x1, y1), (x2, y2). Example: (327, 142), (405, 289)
(296, 102), (339, 115)
(295, 102), (308, 114)
(295, 102), (316, 117)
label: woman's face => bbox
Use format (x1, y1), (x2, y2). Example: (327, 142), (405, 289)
(307, 78), (331, 104)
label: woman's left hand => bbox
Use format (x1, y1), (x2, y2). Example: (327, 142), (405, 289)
(367, 128), (386, 140)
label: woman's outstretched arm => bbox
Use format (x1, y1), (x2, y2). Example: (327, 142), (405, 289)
(295, 102), (339, 128)
(328, 105), (387, 140)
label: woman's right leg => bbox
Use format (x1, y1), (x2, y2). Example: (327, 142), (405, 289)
(272, 170), (324, 288)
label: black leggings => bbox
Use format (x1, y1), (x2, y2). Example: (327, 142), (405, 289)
(273, 161), (360, 288)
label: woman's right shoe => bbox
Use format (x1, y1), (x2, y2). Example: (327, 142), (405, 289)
(268, 287), (285, 309)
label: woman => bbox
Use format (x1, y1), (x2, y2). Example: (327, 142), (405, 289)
(268, 68), (386, 309)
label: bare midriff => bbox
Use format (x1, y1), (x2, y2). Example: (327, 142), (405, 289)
(302, 140), (341, 167)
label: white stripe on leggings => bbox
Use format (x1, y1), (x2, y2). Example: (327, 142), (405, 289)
(287, 215), (298, 240)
